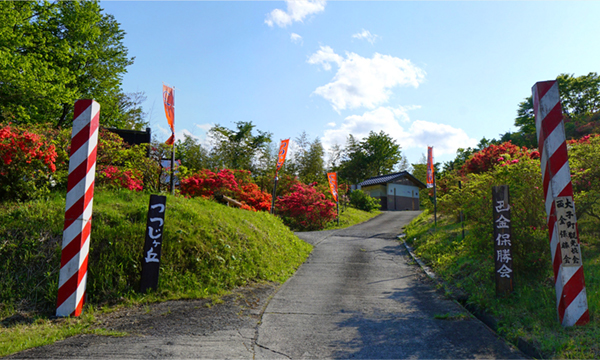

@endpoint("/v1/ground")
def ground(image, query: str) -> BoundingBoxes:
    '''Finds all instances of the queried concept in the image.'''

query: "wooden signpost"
[492,185,513,297]
[140,195,167,293]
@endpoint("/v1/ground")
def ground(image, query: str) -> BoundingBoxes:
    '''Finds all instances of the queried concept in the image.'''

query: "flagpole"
[170,86,175,195]
[433,173,437,227]
[170,143,175,195]
[272,139,290,215]
[337,198,340,226]
[271,173,278,215]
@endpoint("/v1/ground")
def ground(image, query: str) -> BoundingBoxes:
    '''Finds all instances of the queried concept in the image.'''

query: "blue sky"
[100,0,600,166]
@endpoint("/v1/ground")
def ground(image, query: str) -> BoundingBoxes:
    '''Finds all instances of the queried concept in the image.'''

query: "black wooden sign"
[140,195,167,293]
[492,185,513,297]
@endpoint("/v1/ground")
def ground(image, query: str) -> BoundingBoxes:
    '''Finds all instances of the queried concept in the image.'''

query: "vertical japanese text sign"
[492,186,513,296]
[533,80,589,326]
[56,99,100,317]
[140,195,167,293]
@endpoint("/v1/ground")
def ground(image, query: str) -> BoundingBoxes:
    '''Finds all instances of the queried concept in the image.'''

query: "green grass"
[0,188,313,356]
[322,206,381,231]
[404,209,600,359]
[0,312,126,357]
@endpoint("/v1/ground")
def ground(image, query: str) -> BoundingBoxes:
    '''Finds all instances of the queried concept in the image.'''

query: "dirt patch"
[93,282,278,336]
[7,282,279,359]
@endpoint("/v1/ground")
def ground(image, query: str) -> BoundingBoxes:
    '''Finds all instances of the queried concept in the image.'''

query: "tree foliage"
[504,72,600,147]
[337,131,403,184]
[208,121,272,172]
[0,1,143,129]
[296,135,325,185]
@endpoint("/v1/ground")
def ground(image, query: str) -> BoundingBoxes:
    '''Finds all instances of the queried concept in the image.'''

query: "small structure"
[357,171,425,211]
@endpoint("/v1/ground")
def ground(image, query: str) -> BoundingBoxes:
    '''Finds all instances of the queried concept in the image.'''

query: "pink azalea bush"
[0,124,58,201]
[97,165,143,192]
[180,169,272,212]
[275,182,337,231]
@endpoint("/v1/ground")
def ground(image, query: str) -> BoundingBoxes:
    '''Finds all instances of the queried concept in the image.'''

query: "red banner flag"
[426,146,434,189]
[327,172,338,202]
[163,84,175,145]
[276,139,290,172]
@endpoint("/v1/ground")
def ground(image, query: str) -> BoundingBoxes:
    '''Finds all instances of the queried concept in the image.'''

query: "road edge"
[399,234,543,360]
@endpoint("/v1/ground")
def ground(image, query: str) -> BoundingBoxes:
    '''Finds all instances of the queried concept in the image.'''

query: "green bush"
[349,189,381,212]
[439,155,549,277]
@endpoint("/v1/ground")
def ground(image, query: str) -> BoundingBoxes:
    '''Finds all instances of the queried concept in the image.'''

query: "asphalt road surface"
[10,211,525,359]
[254,211,523,359]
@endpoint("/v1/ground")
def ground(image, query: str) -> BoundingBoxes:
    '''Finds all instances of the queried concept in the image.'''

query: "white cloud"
[352,29,380,44]
[405,120,478,155]
[196,123,212,132]
[290,33,303,44]
[154,123,213,148]
[265,0,326,28]
[327,122,336,127]
[307,45,342,71]
[321,107,477,157]
[308,46,426,112]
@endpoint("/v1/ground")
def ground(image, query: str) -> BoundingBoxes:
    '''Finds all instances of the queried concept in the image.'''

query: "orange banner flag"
[426,146,434,189]
[163,84,175,145]
[276,139,290,172]
[327,172,338,202]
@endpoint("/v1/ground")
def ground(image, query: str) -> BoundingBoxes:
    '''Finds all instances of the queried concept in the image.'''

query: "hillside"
[0,189,312,319]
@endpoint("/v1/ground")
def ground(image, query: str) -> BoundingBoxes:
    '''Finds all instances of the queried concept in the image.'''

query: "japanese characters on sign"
[140,195,167,293]
[554,196,582,267]
[492,186,513,296]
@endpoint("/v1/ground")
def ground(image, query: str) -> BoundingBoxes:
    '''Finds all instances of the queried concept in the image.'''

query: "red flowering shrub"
[462,141,539,175]
[275,182,337,231]
[97,165,143,192]
[180,169,272,211]
[0,125,58,201]
[567,134,600,145]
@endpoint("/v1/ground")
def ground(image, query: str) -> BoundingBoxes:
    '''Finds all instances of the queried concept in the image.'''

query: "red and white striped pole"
[532,81,589,326]
[56,100,100,317]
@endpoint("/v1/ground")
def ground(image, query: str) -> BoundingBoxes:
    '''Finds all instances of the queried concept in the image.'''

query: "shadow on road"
[330,285,524,359]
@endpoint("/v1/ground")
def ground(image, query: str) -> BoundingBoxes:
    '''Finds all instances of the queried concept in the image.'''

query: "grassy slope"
[323,207,381,231]
[0,189,312,356]
[404,210,600,359]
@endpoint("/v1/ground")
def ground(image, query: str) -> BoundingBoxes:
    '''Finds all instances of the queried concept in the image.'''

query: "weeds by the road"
[0,312,126,357]
[404,210,600,359]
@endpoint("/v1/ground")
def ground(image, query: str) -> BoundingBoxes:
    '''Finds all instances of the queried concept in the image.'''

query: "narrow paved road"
[255,211,523,359]
[10,211,525,359]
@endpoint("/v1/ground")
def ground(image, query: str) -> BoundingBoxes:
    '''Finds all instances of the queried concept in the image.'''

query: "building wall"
[386,183,420,211]
[359,181,422,211]
[360,185,387,197]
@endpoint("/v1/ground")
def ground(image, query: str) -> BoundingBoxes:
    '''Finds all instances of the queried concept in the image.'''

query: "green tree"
[337,134,366,184]
[338,131,403,184]
[175,134,210,172]
[297,137,325,184]
[208,121,272,171]
[0,1,140,129]
[505,72,600,146]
